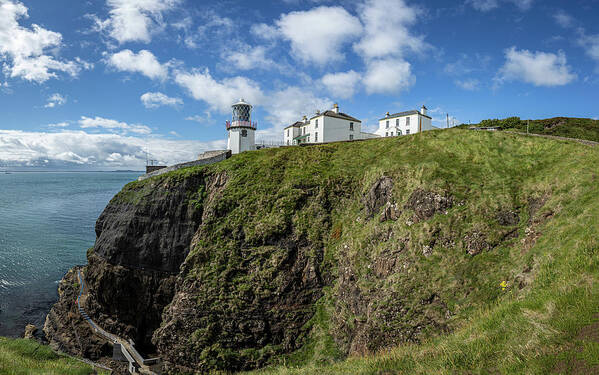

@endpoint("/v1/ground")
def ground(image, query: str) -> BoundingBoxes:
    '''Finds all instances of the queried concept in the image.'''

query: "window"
[349,122,354,131]
[349,134,354,141]
[287,140,289,145]
[390,132,394,136]
[315,119,319,128]
[287,129,289,137]
[308,136,310,142]
[396,119,399,126]
[241,129,248,137]
[386,120,389,128]
[385,132,388,137]
[303,127,306,135]
[406,117,410,126]
[406,129,410,134]
[315,132,318,142]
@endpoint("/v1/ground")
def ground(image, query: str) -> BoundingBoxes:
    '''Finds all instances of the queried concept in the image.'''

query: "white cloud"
[92,0,181,44]
[321,70,361,99]
[496,47,576,87]
[354,0,425,60]
[578,32,599,69]
[106,49,168,80]
[455,78,480,91]
[79,116,152,135]
[467,0,533,11]
[47,122,69,128]
[553,10,574,28]
[140,92,182,108]
[263,86,332,131]
[0,129,224,169]
[174,68,265,113]
[44,93,67,108]
[185,111,213,125]
[251,23,279,41]
[275,6,363,65]
[0,0,88,83]
[227,45,279,71]
[364,59,414,94]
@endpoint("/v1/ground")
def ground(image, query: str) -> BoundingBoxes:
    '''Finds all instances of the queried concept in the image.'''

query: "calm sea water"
[0,172,140,337]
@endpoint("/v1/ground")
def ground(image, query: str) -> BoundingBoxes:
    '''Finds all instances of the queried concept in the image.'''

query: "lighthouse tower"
[226,99,256,154]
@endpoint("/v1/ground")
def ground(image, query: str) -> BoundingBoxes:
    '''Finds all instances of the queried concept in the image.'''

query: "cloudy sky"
[0,0,598,169]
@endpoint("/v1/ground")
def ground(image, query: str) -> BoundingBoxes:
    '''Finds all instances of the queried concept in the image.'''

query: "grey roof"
[380,110,432,121]
[284,121,304,129]
[310,110,361,122]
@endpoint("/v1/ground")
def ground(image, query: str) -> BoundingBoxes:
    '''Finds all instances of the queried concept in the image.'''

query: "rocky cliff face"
[45,133,562,373]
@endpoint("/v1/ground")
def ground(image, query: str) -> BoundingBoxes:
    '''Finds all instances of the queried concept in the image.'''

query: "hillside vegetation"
[43,128,599,374]
[0,337,104,375]
[469,116,599,142]
[127,129,597,374]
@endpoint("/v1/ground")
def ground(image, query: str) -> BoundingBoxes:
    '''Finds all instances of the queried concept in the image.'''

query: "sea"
[0,171,140,337]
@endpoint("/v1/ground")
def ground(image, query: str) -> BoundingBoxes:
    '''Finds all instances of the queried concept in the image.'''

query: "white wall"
[284,126,302,145]
[228,127,255,154]
[377,113,433,137]
[321,116,361,142]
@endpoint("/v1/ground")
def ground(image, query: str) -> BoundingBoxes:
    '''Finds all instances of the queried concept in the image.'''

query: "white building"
[284,104,378,145]
[227,99,256,154]
[376,105,433,138]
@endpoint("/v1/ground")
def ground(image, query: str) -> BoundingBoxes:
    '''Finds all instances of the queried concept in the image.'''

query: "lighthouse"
[226,99,257,154]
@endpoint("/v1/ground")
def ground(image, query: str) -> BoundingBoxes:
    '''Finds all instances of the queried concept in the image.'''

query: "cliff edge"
[45,130,599,374]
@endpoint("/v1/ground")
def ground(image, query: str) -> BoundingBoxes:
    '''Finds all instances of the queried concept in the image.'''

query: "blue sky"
[0,0,598,169]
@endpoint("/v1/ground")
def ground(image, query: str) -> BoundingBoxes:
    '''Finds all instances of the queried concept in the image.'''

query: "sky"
[0,0,598,170]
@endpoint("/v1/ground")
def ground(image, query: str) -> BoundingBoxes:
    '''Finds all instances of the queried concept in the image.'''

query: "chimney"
[316,110,321,115]
[421,105,427,116]
[303,115,308,124]
[386,112,390,117]
[333,103,339,114]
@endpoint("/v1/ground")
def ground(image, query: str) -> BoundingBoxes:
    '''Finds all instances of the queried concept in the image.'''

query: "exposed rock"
[364,176,394,218]
[464,231,490,256]
[405,189,453,222]
[496,210,519,226]
[24,324,37,340]
[380,202,401,222]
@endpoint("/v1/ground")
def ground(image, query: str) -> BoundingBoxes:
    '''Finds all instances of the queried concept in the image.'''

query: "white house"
[284,104,379,145]
[376,106,433,138]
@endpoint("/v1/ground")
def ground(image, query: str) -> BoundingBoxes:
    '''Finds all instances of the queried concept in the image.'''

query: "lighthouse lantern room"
[226,99,257,154]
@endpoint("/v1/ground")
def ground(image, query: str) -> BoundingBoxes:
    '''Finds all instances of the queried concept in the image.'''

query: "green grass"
[0,337,106,375]
[465,116,599,142]
[129,129,599,373]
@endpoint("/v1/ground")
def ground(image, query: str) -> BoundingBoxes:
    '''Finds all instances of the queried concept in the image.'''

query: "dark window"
[385,132,388,137]
[390,132,394,136]
[386,120,389,128]
[287,129,289,137]
[287,140,289,145]
[349,122,354,131]
[406,117,411,126]
[315,132,318,142]
[406,129,410,134]
[349,134,354,141]
[241,129,248,137]
[396,119,399,126]
[315,119,319,128]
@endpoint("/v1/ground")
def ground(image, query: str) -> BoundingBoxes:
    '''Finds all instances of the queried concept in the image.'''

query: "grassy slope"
[470,117,599,142]
[134,129,599,374]
[0,337,104,375]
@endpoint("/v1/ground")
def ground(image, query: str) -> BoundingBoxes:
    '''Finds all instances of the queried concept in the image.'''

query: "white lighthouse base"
[227,127,256,154]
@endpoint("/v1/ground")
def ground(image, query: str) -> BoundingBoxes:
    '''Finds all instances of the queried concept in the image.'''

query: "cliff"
[45,129,599,374]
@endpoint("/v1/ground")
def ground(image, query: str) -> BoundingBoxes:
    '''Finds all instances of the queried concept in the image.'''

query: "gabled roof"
[284,121,305,129]
[311,110,361,122]
[380,110,432,121]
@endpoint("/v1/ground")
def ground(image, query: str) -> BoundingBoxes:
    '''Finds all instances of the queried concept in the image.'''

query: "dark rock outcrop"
[405,189,454,222]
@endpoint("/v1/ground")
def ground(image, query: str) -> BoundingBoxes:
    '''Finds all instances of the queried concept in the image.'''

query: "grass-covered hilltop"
[40,125,599,374]
[465,116,599,143]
